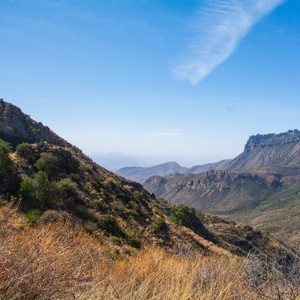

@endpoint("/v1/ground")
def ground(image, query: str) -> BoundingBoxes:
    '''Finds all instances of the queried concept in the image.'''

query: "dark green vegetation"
[0,139,12,177]
[144,130,300,246]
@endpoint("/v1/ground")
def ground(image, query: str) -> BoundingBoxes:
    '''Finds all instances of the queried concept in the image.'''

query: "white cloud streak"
[173,0,285,85]
[145,130,184,137]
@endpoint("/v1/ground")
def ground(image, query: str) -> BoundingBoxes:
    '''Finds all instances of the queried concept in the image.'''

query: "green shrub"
[83,221,98,233]
[0,139,12,177]
[151,217,165,233]
[124,230,141,248]
[133,190,143,201]
[95,199,108,212]
[20,171,54,209]
[20,176,35,201]
[15,143,30,159]
[35,153,58,177]
[54,178,77,207]
[170,205,190,227]
[111,236,121,245]
[26,209,42,226]
[99,215,116,228]
[33,171,53,208]
[70,173,80,183]
[75,206,96,221]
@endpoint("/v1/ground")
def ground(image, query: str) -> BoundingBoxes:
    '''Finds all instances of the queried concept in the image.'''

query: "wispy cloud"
[173,0,285,85]
[145,129,184,137]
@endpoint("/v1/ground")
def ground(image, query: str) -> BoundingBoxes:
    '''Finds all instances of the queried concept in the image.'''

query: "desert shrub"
[111,236,121,245]
[20,173,78,210]
[126,200,138,210]
[70,173,80,183]
[133,190,143,201]
[35,153,58,177]
[124,230,141,248]
[83,221,98,233]
[0,139,12,177]
[53,178,77,208]
[99,215,116,228]
[20,171,54,209]
[75,206,96,221]
[40,210,61,223]
[34,171,53,207]
[15,142,30,159]
[25,209,42,226]
[95,199,108,212]
[170,205,190,227]
[151,217,165,233]
[19,176,35,201]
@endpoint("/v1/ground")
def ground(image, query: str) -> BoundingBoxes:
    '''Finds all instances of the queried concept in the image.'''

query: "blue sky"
[1,0,300,169]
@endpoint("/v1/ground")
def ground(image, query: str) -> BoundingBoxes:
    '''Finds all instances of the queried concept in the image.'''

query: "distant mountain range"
[117,160,230,183]
[144,130,300,245]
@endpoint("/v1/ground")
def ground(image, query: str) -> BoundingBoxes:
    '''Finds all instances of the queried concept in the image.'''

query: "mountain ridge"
[117,159,230,183]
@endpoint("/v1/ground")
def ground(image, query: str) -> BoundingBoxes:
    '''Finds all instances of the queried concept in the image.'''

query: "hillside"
[117,159,230,183]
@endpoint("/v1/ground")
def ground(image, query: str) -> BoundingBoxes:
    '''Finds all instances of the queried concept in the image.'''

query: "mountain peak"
[0,99,68,148]
[245,130,300,152]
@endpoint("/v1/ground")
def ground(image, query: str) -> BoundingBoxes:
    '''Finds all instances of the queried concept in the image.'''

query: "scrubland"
[1,205,299,300]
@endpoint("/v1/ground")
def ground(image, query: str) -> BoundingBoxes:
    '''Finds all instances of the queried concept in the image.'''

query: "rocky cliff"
[0,99,68,147]
[223,130,300,172]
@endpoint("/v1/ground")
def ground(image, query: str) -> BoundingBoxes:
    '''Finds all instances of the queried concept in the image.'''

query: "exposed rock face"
[0,99,68,147]
[245,130,300,152]
[223,130,300,172]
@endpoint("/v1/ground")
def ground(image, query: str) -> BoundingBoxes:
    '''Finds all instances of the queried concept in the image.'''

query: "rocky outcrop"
[223,130,300,172]
[0,99,69,147]
[244,130,300,152]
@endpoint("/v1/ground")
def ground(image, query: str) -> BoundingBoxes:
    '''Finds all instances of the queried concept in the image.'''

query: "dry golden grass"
[0,205,298,300]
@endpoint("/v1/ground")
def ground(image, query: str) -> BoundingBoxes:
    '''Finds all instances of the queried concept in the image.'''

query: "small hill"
[117,159,230,183]
[189,159,231,174]
[117,161,188,183]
